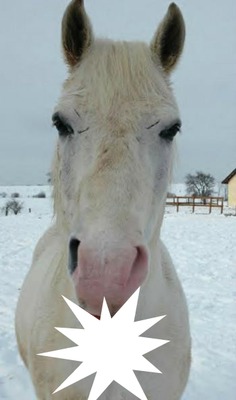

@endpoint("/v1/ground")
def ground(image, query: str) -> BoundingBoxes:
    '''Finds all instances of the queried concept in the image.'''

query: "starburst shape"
[38,288,169,400]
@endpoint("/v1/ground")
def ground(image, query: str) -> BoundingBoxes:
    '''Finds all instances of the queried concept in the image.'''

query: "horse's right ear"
[151,3,185,74]
[62,0,93,68]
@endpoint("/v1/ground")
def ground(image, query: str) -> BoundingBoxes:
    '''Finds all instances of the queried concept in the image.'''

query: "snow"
[0,186,235,400]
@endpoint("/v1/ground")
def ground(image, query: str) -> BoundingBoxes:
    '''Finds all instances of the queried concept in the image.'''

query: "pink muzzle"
[71,242,148,317]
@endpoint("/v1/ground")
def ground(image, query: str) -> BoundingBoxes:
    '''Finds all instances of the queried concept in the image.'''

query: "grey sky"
[0,0,235,185]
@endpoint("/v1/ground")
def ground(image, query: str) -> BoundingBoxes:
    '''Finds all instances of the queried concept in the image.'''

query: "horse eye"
[159,123,181,141]
[52,114,74,137]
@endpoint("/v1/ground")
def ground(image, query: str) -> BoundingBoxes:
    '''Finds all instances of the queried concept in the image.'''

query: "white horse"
[15,1,191,399]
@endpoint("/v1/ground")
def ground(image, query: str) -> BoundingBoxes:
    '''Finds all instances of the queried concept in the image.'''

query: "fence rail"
[166,196,224,214]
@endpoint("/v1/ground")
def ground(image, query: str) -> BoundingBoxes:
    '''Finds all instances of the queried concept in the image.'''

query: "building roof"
[222,168,236,184]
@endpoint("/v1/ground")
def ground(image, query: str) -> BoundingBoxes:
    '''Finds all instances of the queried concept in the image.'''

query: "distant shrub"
[33,191,46,198]
[0,192,7,198]
[2,200,24,216]
[167,192,176,198]
[11,192,20,198]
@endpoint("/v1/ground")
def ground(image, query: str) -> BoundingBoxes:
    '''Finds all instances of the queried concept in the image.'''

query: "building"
[222,168,236,207]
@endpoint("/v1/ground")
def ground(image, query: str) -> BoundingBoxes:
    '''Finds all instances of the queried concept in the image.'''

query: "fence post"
[221,198,224,214]
[192,197,195,213]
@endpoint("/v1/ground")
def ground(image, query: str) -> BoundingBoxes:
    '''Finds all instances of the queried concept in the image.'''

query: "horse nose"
[78,244,138,284]
[68,237,80,274]
[71,242,149,316]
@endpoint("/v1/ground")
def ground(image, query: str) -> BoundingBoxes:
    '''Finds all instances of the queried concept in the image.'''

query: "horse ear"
[62,0,93,68]
[151,3,185,74]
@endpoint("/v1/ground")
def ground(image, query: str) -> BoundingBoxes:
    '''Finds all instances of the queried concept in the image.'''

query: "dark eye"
[159,123,181,141]
[52,113,73,137]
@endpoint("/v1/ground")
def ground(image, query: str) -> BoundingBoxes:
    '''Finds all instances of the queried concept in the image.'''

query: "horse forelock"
[61,39,173,117]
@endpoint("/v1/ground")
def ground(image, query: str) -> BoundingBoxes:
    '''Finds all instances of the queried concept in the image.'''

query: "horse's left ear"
[151,3,185,74]
[62,0,93,68]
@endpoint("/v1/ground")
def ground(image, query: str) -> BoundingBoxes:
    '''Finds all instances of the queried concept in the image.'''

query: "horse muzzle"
[68,238,149,317]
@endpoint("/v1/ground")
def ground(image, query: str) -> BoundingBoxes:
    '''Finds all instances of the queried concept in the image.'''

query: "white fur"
[15,8,191,400]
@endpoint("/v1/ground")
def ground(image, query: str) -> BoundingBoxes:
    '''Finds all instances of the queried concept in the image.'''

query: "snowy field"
[0,186,235,400]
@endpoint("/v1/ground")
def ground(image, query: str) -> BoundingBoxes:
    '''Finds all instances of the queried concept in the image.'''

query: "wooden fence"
[166,196,224,214]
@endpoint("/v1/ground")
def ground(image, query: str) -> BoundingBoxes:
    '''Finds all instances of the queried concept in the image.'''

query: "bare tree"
[3,200,24,216]
[185,171,215,197]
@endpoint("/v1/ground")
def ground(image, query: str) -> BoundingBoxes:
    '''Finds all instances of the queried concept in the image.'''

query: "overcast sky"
[0,0,235,185]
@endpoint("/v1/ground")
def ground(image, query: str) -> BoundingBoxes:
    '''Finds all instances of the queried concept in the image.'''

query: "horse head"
[52,0,185,317]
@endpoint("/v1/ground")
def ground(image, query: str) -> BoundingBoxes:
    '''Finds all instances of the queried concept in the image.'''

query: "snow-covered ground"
[0,186,235,400]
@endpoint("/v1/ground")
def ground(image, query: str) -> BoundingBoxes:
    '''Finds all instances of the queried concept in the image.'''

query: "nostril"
[68,238,80,274]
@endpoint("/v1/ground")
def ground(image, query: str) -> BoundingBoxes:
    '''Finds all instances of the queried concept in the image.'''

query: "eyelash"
[78,127,89,134]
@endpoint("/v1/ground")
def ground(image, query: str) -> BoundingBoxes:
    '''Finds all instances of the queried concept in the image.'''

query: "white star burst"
[38,288,169,400]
